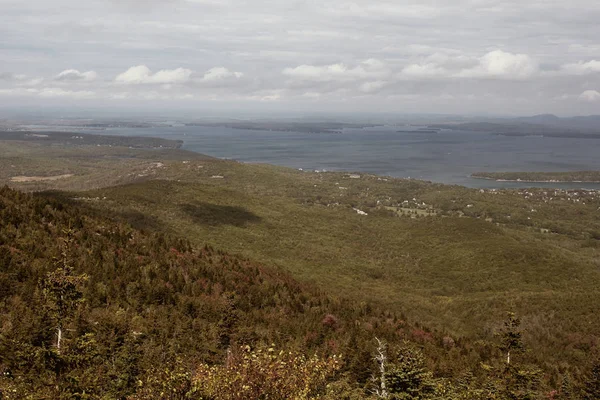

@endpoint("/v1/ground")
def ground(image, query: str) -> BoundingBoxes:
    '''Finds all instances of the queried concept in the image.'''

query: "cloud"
[359,81,387,93]
[152,68,194,84]
[392,50,539,81]
[283,64,347,82]
[196,67,246,89]
[560,60,600,75]
[456,50,538,79]
[114,65,243,86]
[0,88,38,96]
[283,59,389,82]
[17,77,44,87]
[245,89,284,102]
[110,92,130,99]
[396,50,538,81]
[404,44,463,57]
[38,88,96,98]
[55,69,98,82]
[0,73,43,86]
[201,67,243,82]
[332,3,442,20]
[301,91,321,99]
[115,65,193,84]
[2,0,600,114]
[401,63,448,79]
[579,90,600,102]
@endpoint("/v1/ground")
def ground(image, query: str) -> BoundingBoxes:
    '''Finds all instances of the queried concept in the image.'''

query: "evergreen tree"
[499,312,524,366]
[40,230,88,354]
[496,312,541,400]
[385,344,435,399]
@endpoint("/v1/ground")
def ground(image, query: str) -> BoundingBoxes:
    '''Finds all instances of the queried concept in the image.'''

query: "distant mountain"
[513,114,562,125]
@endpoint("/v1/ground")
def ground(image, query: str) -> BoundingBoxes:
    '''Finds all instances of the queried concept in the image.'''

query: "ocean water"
[99,125,600,190]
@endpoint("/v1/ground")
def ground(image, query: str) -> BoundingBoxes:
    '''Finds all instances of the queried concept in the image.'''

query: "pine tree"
[496,312,541,400]
[499,312,523,366]
[385,344,435,399]
[41,230,88,354]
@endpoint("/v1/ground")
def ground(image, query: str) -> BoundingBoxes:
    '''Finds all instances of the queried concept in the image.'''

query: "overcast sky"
[1,0,599,116]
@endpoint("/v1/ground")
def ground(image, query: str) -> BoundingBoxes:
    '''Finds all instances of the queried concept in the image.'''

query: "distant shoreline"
[471,176,600,184]
[471,173,600,184]
[397,129,441,134]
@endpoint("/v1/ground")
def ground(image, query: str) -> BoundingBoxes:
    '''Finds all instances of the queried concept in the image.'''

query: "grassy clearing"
[10,173,74,182]
[0,140,210,191]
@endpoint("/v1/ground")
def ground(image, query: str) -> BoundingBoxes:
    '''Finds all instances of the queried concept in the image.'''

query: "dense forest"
[1,185,600,399]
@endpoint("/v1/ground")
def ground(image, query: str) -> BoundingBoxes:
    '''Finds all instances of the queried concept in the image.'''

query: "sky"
[1,0,600,116]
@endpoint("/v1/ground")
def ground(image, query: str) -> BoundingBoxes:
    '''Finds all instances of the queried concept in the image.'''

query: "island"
[0,130,183,149]
[397,128,441,134]
[185,121,379,134]
[429,122,600,139]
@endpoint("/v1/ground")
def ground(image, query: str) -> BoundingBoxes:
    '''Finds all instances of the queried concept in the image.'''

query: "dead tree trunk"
[372,337,389,398]
[56,325,62,354]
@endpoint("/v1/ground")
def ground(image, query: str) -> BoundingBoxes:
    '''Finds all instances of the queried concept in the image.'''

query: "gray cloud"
[1,0,600,115]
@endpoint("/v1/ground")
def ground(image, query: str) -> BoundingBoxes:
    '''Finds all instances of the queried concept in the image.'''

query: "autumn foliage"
[0,185,598,398]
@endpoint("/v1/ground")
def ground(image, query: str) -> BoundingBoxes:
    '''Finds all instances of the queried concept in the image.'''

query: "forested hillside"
[2,185,597,398]
[3,136,600,398]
